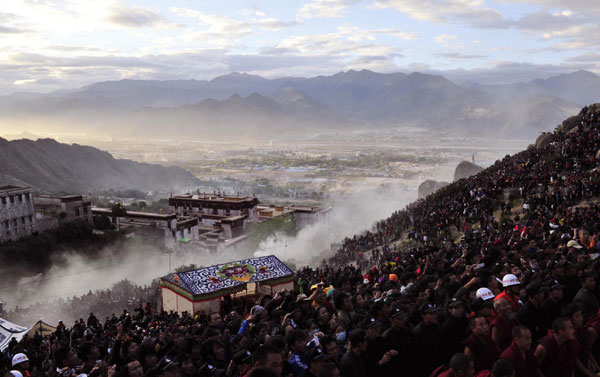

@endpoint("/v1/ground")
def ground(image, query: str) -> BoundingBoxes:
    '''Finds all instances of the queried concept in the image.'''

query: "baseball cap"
[549,279,565,290]
[199,363,225,377]
[419,302,438,314]
[158,357,178,372]
[250,305,264,316]
[305,347,329,364]
[502,274,520,287]
[366,317,384,329]
[349,329,367,345]
[525,282,546,296]
[476,287,495,301]
[448,298,465,308]
[11,354,29,367]
[567,240,583,249]
[232,350,253,365]
[10,372,23,377]
[390,307,408,318]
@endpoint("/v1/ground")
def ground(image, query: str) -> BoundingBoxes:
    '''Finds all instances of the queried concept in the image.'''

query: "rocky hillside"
[0,138,200,193]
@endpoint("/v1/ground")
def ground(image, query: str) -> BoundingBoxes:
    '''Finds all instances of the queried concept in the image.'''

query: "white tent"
[0,318,33,352]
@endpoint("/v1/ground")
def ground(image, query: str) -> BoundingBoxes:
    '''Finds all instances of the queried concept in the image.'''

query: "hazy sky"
[1,0,599,93]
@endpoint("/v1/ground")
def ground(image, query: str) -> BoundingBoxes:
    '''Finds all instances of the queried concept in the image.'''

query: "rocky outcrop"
[535,132,553,149]
[454,161,484,181]
[557,104,600,134]
[418,180,450,199]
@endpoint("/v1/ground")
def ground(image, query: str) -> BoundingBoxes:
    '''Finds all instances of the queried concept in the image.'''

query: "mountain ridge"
[0,69,596,139]
[0,137,200,193]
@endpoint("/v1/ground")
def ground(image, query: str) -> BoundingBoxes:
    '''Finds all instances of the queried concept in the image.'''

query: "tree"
[94,214,112,230]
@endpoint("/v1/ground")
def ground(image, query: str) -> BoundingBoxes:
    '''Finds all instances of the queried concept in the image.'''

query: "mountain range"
[1,70,599,139]
[0,137,200,193]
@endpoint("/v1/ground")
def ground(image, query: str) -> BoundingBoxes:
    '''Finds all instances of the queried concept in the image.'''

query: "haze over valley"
[2,69,599,140]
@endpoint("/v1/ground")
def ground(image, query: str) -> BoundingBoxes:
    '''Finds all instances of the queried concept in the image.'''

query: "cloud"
[566,53,600,63]
[498,0,600,16]
[107,4,174,28]
[262,26,409,61]
[337,25,417,41]
[434,33,464,49]
[373,0,600,50]
[297,0,362,19]
[170,7,254,45]
[13,77,61,86]
[374,0,508,28]
[0,25,29,34]
[514,11,582,33]
[436,52,487,60]
[434,34,459,43]
[256,18,299,31]
[270,32,399,58]
[0,12,19,22]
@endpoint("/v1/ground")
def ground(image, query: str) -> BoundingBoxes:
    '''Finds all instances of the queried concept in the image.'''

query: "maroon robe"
[538,333,580,377]
[499,340,537,377]
[463,333,499,372]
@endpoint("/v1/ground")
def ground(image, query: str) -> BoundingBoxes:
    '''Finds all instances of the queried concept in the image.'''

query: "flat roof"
[35,194,84,203]
[221,215,246,223]
[92,207,176,220]
[170,195,259,204]
[0,185,30,194]
[160,255,294,297]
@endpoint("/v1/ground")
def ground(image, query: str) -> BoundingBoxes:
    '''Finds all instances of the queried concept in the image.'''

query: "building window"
[21,217,26,225]
[83,207,88,215]
[28,215,33,223]
[3,220,8,229]
[1,197,5,205]
[75,208,80,216]
[9,196,14,204]
[18,195,23,202]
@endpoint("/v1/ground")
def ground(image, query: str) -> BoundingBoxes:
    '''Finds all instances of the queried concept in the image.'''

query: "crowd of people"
[3,104,600,377]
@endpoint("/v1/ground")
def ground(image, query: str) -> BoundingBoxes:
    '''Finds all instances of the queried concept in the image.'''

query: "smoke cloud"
[254,182,415,265]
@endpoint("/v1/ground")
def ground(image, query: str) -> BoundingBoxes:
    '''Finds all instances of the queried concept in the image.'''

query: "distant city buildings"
[0,186,329,251]
[0,186,35,243]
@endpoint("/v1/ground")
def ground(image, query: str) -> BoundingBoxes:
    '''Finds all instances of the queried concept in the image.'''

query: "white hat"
[12,353,29,367]
[476,287,495,301]
[567,240,583,249]
[10,371,23,377]
[502,274,520,287]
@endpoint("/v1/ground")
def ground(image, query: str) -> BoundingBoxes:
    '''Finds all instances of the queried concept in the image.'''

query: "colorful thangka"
[161,255,293,297]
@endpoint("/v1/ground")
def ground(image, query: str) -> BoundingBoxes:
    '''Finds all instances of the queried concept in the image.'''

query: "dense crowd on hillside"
[3,104,600,377]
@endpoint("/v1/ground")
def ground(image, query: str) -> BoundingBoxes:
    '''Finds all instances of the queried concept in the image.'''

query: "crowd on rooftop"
[3,105,600,377]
